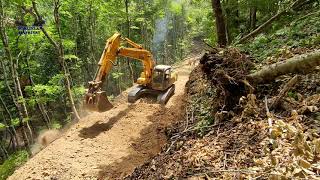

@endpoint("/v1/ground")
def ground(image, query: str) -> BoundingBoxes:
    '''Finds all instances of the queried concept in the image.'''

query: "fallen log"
[248,50,320,84]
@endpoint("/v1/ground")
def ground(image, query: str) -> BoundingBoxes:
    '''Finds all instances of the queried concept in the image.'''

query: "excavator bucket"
[84,90,113,112]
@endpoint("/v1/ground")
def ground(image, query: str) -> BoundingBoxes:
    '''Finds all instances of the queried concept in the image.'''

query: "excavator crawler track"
[157,84,175,104]
[128,85,175,104]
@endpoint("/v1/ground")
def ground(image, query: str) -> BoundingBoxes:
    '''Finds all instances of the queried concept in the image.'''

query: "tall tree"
[0,0,33,148]
[250,6,257,30]
[125,0,135,84]
[211,0,227,47]
[32,0,80,121]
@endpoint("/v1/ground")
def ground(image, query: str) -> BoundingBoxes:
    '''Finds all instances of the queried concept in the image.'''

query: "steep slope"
[8,61,195,180]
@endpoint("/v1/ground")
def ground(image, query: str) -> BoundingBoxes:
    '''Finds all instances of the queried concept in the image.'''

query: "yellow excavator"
[84,33,177,112]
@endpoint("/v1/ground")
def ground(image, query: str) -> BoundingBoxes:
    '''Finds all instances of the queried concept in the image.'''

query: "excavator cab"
[152,65,176,91]
[127,65,177,104]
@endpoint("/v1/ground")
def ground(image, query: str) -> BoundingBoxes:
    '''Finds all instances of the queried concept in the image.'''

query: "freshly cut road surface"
[9,62,192,180]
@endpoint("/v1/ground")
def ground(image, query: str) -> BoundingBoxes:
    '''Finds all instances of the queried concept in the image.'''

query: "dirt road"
[9,62,193,180]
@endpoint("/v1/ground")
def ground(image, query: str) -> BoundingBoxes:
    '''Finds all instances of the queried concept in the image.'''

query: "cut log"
[248,50,320,83]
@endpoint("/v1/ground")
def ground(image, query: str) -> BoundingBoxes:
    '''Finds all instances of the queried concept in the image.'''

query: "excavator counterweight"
[84,33,177,112]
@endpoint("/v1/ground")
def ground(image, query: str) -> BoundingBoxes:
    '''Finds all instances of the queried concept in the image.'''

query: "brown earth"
[8,60,197,180]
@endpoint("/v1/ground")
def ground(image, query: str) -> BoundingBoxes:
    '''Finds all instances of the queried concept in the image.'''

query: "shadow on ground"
[96,94,186,179]
[79,104,136,139]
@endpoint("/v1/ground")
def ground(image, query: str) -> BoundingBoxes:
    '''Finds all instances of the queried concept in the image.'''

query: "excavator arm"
[118,48,154,85]
[93,33,154,88]
[84,33,155,112]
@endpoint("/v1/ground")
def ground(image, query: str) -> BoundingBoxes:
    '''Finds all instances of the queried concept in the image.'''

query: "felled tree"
[248,50,320,83]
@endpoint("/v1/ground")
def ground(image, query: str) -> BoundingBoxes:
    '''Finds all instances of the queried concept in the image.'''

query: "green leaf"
[111,72,124,79]
[11,118,20,127]
[17,96,25,104]
[130,26,140,30]
[63,39,75,50]
[22,118,30,123]
[64,54,79,60]
[135,17,145,22]
[0,123,6,131]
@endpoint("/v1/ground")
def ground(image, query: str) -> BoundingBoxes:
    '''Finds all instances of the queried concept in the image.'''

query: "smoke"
[152,0,184,62]
[153,16,169,46]
[152,12,170,61]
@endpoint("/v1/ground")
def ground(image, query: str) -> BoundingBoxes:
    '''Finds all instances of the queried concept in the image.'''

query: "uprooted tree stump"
[199,48,254,112]
[198,49,320,116]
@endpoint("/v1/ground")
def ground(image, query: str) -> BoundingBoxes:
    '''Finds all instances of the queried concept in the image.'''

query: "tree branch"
[31,0,59,51]
[237,0,311,44]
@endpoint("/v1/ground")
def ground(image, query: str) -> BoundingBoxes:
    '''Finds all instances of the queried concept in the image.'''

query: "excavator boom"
[84,33,156,112]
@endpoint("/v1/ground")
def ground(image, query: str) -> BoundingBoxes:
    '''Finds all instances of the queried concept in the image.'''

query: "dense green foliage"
[238,9,320,61]
[0,0,319,178]
[0,150,28,180]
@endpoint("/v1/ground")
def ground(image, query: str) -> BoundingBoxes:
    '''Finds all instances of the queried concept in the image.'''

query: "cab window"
[153,70,163,83]
[164,69,170,79]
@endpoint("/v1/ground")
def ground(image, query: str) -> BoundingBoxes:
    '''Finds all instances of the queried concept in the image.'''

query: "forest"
[0,0,320,179]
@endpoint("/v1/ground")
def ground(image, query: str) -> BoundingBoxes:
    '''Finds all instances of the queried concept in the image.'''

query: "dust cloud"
[31,129,61,155]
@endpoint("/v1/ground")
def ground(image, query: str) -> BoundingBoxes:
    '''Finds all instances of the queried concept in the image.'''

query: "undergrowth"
[237,9,320,61]
[188,89,215,136]
[0,150,29,180]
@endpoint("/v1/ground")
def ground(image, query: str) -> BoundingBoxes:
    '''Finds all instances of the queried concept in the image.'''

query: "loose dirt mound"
[9,62,193,180]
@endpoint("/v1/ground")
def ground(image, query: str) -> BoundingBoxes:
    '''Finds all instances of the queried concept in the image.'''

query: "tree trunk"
[14,55,34,144]
[248,50,320,83]
[53,0,80,121]
[250,6,257,30]
[211,0,227,47]
[125,0,135,85]
[32,0,80,121]
[0,0,32,148]
[89,0,97,80]
[224,4,231,44]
